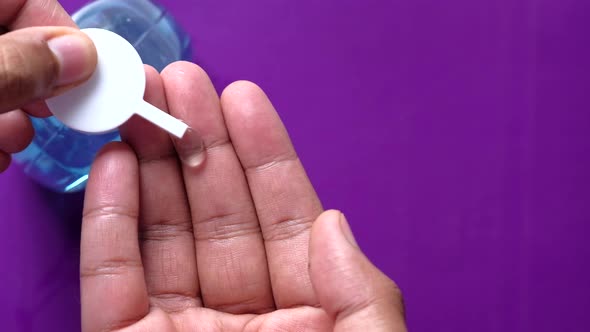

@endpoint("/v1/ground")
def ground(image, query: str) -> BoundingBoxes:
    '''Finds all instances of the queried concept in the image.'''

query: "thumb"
[309,210,407,332]
[0,27,97,113]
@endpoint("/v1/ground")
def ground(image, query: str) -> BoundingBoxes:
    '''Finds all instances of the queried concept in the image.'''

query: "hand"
[0,0,97,172]
[80,62,407,331]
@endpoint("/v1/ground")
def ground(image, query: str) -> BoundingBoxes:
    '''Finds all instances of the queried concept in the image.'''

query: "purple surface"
[1,0,590,330]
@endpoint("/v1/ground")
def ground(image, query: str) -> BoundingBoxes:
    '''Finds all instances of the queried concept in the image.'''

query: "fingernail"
[48,33,96,86]
[173,127,206,168]
[339,212,358,248]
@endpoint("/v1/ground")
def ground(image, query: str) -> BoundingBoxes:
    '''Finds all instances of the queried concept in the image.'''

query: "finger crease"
[80,258,143,279]
[83,206,139,221]
[150,292,202,313]
[194,209,262,242]
[140,222,193,243]
[205,138,231,150]
[99,313,147,332]
[210,296,275,315]
[244,153,299,174]
[262,216,313,242]
[137,149,178,166]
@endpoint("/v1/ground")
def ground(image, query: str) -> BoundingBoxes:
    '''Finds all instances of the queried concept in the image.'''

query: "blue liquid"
[13,0,192,193]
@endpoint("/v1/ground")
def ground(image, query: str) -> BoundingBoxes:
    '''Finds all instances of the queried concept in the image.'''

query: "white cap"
[46,28,188,138]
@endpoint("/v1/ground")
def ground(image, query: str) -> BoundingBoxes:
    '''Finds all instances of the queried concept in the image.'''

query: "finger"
[1,0,75,29]
[80,143,149,332]
[22,100,52,118]
[0,151,10,173]
[119,65,201,312]
[220,81,323,308]
[2,0,79,117]
[0,27,97,113]
[162,62,274,314]
[0,109,33,153]
[310,211,407,332]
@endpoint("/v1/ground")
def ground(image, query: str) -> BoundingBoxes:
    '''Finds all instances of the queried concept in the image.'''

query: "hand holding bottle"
[0,0,97,172]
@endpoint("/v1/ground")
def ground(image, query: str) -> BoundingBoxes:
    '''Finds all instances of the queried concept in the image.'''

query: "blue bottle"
[13,0,192,193]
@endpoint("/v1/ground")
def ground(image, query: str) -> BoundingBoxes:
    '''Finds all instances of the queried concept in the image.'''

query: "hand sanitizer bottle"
[13,0,191,193]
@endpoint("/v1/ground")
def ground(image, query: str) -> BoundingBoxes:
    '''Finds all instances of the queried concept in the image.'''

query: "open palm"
[80,62,406,332]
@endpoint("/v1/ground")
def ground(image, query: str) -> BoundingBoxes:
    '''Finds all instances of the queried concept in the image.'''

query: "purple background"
[1,0,590,330]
